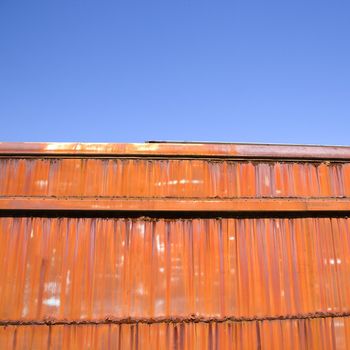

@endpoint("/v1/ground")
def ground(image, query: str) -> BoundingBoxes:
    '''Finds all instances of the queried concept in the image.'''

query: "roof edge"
[1,142,350,160]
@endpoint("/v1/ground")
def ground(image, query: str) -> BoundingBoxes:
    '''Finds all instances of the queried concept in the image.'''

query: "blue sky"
[0,0,349,144]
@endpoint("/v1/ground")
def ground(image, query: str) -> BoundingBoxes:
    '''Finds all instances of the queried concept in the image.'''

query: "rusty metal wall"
[1,142,350,349]
[1,158,350,198]
[2,217,350,321]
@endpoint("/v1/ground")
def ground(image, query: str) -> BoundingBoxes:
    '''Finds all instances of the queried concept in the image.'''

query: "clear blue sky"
[1,1,349,144]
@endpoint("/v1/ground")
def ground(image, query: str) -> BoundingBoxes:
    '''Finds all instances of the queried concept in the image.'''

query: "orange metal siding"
[1,158,350,198]
[1,142,350,349]
[1,217,350,322]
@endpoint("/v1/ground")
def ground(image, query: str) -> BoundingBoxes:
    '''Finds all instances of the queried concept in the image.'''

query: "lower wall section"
[2,217,350,320]
[1,317,349,350]
[2,216,350,348]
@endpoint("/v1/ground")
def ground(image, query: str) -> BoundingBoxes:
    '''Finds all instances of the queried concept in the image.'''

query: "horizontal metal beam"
[0,197,349,212]
[0,142,350,159]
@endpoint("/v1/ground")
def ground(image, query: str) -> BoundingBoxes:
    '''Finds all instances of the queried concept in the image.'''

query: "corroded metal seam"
[2,312,350,326]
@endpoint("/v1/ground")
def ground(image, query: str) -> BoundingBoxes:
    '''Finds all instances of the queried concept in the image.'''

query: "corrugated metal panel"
[1,158,350,198]
[0,142,350,349]
[1,217,350,321]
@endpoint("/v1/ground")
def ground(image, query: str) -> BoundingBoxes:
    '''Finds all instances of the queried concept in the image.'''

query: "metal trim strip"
[0,197,349,212]
[1,142,350,159]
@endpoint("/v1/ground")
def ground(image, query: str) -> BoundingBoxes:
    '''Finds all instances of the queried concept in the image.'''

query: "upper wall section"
[1,142,350,199]
[1,157,350,198]
[1,142,350,212]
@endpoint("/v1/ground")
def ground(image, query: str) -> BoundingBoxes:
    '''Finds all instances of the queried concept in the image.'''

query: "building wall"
[0,143,349,349]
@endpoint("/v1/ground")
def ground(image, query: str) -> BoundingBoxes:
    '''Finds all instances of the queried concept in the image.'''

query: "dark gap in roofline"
[0,209,349,220]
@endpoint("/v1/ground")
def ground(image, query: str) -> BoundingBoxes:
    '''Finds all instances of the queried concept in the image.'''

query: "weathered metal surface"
[1,158,350,199]
[0,142,350,349]
[1,142,350,159]
[1,217,350,321]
